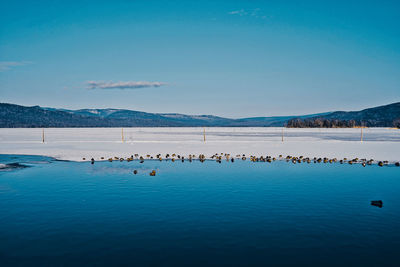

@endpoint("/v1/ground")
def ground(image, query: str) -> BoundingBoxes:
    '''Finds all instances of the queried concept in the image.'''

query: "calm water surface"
[0,155,399,266]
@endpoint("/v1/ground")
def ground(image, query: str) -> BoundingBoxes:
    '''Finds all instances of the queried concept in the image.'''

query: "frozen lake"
[0,127,399,162]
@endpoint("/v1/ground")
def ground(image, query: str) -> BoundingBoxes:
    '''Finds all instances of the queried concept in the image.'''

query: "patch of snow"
[160,114,188,119]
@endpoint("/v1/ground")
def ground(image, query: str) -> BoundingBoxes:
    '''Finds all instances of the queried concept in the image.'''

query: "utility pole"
[121,128,124,143]
[42,128,45,143]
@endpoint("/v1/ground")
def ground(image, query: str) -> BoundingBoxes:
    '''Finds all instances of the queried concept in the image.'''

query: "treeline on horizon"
[286,118,400,128]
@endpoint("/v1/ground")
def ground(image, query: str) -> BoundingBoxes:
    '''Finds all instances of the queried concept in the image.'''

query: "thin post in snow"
[121,128,124,143]
[360,123,363,142]
[42,128,45,143]
[281,127,284,142]
[203,127,206,142]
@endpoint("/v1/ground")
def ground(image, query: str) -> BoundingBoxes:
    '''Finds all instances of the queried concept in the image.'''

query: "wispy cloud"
[0,61,32,72]
[228,9,248,16]
[86,81,168,90]
[228,8,266,19]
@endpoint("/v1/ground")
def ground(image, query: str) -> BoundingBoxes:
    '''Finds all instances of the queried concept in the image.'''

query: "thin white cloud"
[86,81,168,90]
[228,8,266,19]
[0,61,32,72]
[228,9,247,16]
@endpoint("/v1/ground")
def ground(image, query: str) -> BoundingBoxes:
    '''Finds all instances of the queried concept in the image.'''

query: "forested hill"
[287,102,400,128]
[0,103,326,127]
[1,102,399,128]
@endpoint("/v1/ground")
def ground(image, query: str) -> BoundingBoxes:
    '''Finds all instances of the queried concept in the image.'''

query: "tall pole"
[360,125,363,142]
[281,127,284,142]
[203,127,206,142]
[42,128,45,143]
[122,128,124,143]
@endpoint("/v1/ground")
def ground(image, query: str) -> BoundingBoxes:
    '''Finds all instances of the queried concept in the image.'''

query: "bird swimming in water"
[371,200,383,208]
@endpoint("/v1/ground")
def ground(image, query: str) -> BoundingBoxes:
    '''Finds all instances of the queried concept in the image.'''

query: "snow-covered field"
[0,127,399,162]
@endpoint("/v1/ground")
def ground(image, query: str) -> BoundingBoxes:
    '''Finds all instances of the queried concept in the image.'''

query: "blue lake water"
[1,155,399,266]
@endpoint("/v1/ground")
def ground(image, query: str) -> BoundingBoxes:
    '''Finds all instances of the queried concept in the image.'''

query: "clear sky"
[1,0,399,118]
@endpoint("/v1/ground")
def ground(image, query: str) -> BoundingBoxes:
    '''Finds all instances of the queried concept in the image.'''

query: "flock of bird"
[82,153,400,176]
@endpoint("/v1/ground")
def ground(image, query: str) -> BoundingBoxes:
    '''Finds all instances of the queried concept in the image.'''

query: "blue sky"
[1,0,399,117]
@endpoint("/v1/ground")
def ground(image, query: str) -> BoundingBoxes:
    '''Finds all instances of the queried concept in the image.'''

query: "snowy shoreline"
[0,127,399,163]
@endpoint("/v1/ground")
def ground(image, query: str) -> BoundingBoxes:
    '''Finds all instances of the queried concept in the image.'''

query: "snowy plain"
[0,127,399,162]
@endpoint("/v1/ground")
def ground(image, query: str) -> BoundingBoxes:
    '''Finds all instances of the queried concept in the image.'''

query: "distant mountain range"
[0,102,399,128]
